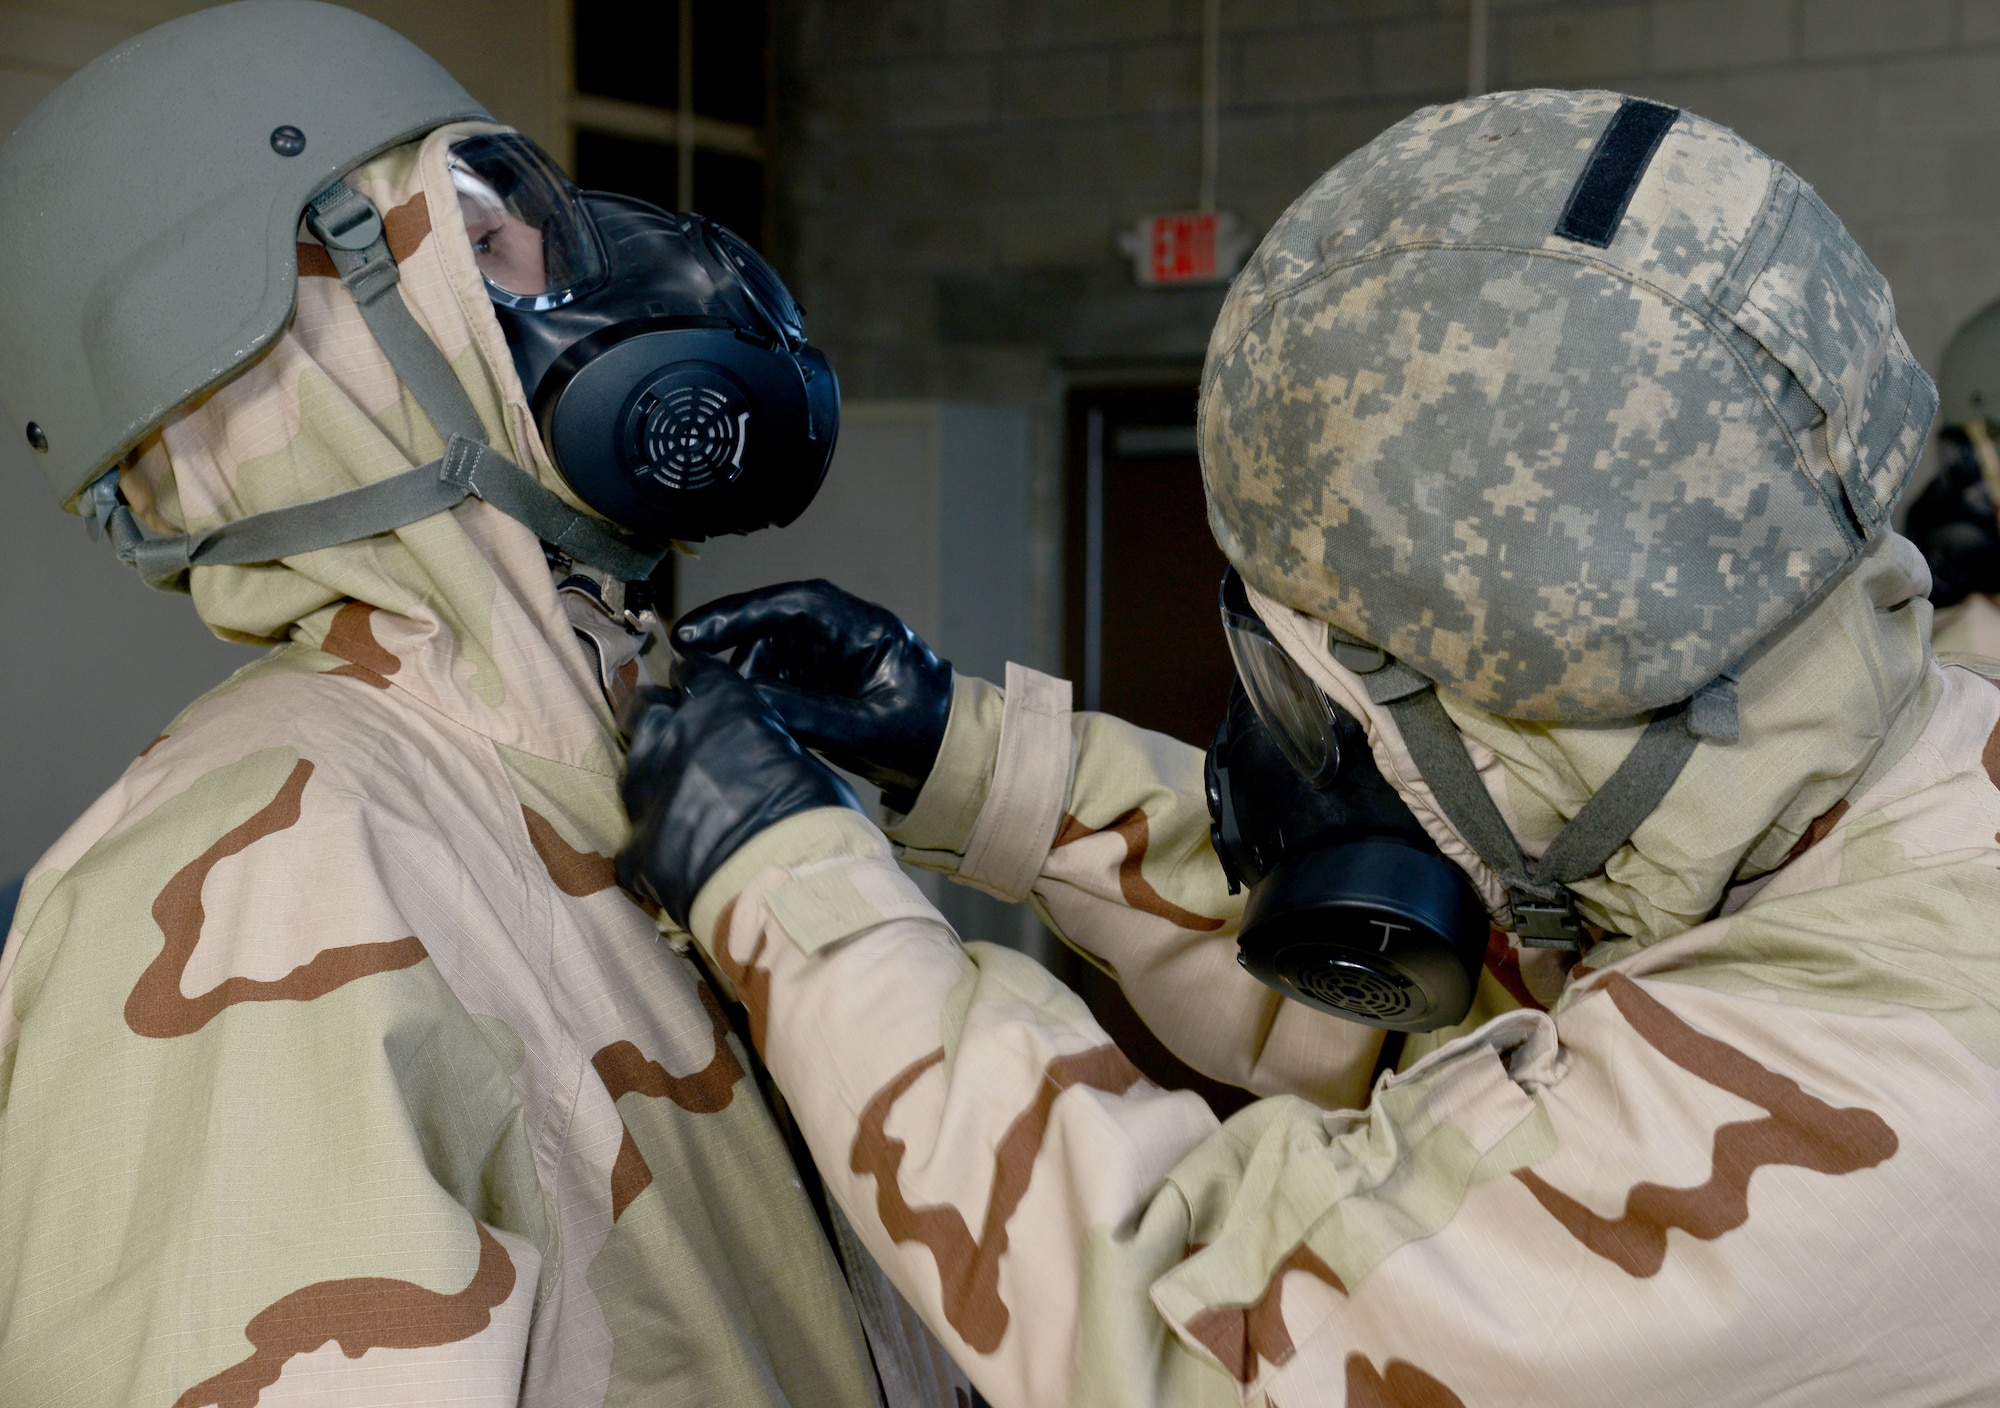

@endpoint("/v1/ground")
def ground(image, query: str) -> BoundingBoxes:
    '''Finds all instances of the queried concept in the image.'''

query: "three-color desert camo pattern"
[1201,90,1937,722]
[0,127,964,1408]
[671,96,1998,1393]
[6,89,1998,1408]
[685,579,2000,1403]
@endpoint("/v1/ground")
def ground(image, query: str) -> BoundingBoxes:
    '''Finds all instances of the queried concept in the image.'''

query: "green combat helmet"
[0,0,668,587]
[1907,298,2000,608]
[1937,297,2000,435]
[0,0,487,516]
[1201,90,1936,944]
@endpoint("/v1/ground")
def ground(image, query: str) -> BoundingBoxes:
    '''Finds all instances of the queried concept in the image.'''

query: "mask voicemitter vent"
[631,370,751,493]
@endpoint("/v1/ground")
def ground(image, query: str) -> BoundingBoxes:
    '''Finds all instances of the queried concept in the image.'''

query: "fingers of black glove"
[614,811,668,910]
[734,634,827,688]
[618,680,678,730]
[618,657,744,823]
[751,680,903,790]
[618,684,684,795]
[618,648,862,927]
[671,579,869,658]
[678,584,953,794]
[751,678,868,747]
[669,644,764,700]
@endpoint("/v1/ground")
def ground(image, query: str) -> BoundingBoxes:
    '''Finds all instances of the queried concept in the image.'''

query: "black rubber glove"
[672,579,953,811]
[617,649,861,928]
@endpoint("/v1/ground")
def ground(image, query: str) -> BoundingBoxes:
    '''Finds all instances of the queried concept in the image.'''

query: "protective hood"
[120,124,624,768]
[1249,531,1937,948]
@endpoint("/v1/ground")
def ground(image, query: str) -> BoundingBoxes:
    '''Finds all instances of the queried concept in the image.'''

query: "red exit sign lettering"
[1121,211,1252,287]
[1150,212,1217,282]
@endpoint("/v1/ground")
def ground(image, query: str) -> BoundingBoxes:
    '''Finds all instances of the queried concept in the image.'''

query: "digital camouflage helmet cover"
[1202,89,1937,725]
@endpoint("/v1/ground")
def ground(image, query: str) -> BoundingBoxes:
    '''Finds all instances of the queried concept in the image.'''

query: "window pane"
[574,0,677,110]
[573,130,676,212]
[693,148,765,248]
[571,132,766,250]
[693,1,768,125]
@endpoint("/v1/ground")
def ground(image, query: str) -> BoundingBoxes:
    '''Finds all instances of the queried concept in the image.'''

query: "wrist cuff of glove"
[885,672,1002,853]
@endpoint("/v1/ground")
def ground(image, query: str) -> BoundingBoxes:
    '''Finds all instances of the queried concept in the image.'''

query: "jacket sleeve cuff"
[689,806,892,949]
[891,664,1074,903]
[883,671,1004,855]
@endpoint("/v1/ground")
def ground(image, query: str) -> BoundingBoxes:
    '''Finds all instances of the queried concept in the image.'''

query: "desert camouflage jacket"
[678,536,2000,1406]
[0,126,963,1408]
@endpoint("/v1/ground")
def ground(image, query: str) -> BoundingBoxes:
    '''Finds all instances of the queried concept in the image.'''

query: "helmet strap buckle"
[1511,890,1585,950]
[305,180,385,252]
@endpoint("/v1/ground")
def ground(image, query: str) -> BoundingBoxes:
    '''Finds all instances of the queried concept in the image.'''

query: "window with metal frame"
[565,0,769,247]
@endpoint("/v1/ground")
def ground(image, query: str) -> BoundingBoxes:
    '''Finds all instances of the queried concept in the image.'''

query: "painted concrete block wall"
[776,0,2000,396]
[776,0,2000,516]
[0,1,562,151]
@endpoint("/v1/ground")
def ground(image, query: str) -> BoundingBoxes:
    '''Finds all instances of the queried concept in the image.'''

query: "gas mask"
[1206,567,1490,1032]
[449,134,838,546]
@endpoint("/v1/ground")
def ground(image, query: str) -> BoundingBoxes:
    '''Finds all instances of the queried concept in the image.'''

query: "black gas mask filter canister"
[1206,567,1491,1032]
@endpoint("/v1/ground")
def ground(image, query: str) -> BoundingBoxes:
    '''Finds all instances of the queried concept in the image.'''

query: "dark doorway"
[1064,385,1234,747]
[1059,384,1252,1117]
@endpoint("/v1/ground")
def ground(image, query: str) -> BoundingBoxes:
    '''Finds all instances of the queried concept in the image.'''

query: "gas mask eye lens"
[1219,567,1342,787]
[447,132,607,310]
[701,220,806,350]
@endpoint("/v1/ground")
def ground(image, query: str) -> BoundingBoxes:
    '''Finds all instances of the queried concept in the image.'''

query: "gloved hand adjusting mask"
[92,132,836,590]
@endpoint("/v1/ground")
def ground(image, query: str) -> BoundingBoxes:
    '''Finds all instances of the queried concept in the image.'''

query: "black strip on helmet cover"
[1554,98,1681,248]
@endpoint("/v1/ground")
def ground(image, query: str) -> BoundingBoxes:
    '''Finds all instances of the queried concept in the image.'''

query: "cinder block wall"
[782,0,2000,385]
[0,1,563,145]
[777,0,2000,568]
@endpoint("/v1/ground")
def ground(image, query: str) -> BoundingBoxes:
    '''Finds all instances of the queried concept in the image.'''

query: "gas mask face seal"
[448,133,839,549]
[1208,567,1491,1032]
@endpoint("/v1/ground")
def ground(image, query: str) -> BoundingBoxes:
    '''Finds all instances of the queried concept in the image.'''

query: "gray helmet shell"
[0,0,489,507]
[1938,298,2000,432]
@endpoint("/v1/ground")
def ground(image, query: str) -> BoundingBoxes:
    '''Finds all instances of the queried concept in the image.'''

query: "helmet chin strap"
[95,180,671,593]
[1331,629,1739,950]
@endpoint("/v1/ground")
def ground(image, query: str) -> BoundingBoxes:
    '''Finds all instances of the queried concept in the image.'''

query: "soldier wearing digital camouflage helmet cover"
[616,91,2000,1403]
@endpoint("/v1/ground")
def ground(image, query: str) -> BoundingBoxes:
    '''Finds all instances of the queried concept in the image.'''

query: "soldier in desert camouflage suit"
[0,7,966,1406]
[619,91,2000,1405]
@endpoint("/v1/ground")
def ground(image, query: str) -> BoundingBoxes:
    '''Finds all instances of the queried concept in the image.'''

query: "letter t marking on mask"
[1370,920,1410,952]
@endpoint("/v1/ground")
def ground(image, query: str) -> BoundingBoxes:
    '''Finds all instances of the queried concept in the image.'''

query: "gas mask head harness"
[86,131,836,591]
[1206,565,1736,1032]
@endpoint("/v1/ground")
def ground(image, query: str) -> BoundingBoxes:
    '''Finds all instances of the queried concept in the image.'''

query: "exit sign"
[1121,210,1252,287]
